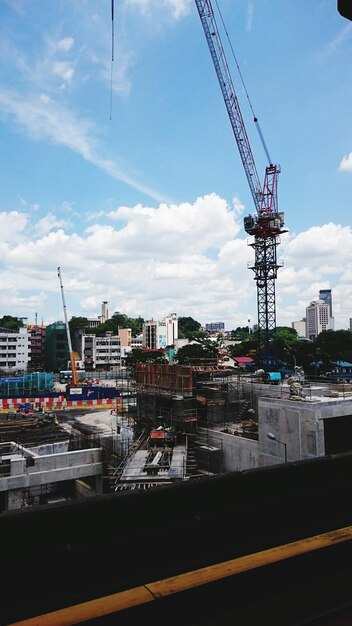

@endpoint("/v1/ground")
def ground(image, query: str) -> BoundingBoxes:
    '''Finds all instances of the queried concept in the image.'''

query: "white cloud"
[339,152,352,171]
[0,196,350,330]
[57,37,74,52]
[284,223,352,266]
[52,61,74,82]
[0,88,169,203]
[35,213,71,236]
[0,211,27,241]
[126,0,191,20]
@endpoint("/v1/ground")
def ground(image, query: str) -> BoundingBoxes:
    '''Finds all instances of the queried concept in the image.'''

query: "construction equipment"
[57,267,79,386]
[195,0,287,366]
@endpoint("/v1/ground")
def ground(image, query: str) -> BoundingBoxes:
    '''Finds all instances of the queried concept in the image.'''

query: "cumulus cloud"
[35,213,71,236]
[276,223,352,327]
[0,195,351,329]
[0,211,27,241]
[0,194,255,326]
[284,223,352,266]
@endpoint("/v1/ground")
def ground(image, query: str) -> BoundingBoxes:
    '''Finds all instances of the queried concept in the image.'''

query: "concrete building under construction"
[135,363,249,432]
[133,362,352,477]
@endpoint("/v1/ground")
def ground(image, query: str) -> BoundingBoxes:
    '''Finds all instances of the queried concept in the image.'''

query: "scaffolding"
[0,372,54,397]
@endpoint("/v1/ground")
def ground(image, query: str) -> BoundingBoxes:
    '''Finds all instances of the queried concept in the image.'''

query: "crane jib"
[195,0,263,213]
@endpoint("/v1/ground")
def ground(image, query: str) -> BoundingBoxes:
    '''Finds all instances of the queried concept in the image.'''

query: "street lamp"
[267,432,287,463]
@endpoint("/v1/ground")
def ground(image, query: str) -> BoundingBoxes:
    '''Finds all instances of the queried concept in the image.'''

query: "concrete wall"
[0,448,102,492]
[257,396,352,466]
[199,427,259,472]
[203,391,352,472]
[31,441,70,456]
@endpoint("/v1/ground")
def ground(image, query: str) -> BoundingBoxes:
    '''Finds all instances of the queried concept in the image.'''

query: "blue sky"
[0,0,351,331]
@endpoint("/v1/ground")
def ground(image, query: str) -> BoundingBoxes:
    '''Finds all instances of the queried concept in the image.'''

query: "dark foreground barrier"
[2,453,352,625]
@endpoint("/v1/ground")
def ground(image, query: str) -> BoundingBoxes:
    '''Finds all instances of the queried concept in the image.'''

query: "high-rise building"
[319,289,332,317]
[205,322,225,333]
[143,314,178,349]
[319,289,334,330]
[306,300,332,341]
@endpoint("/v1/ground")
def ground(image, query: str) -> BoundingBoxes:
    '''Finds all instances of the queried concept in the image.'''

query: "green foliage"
[0,315,24,331]
[124,348,167,374]
[275,330,352,374]
[227,338,259,360]
[315,329,352,364]
[110,312,144,337]
[78,312,145,337]
[229,326,250,341]
[69,316,89,332]
[175,339,218,365]
[178,316,202,338]
[275,326,299,344]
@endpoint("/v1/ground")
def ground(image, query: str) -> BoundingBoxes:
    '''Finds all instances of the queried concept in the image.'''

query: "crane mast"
[57,267,79,386]
[195,0,287,365]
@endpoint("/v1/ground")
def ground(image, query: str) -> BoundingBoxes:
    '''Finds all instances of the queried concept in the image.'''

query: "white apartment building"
[143,314,178,349]
[305,300,332,341]
[0,327,31,372]
[81,333,121,369]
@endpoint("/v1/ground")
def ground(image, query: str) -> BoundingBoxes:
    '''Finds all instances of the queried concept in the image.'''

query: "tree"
[178,316,202,338]
[229,326,250,341]
[275,327,299,344]
[227,337,259,360]
[69,316,89,333]
[0,315,24,331]
[315,330,352,365]
[175,339,218,365]
[89,312,145,337]
[124,348,167,375]
[272,326,299,368]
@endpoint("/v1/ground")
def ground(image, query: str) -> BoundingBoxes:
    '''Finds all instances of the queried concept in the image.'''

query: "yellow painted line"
[9,525,352,626]
[8,587,155,626]
[147,525,352,598]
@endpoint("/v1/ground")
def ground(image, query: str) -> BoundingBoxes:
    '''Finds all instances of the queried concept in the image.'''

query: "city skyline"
[0,1,351,330]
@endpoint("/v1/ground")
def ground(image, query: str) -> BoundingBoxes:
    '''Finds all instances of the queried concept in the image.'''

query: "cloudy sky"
[0,0,351,330]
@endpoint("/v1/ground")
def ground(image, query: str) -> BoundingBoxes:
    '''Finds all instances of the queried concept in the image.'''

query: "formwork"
[135,364,251,431]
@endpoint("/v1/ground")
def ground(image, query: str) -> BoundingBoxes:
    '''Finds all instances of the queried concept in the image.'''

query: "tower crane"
[195,0,287,365]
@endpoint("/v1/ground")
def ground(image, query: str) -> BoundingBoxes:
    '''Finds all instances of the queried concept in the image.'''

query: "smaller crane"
[57,267,79,386]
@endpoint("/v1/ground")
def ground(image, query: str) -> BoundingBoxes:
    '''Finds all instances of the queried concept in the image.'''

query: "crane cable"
[110,0,115,120]
[214,0,272,166]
